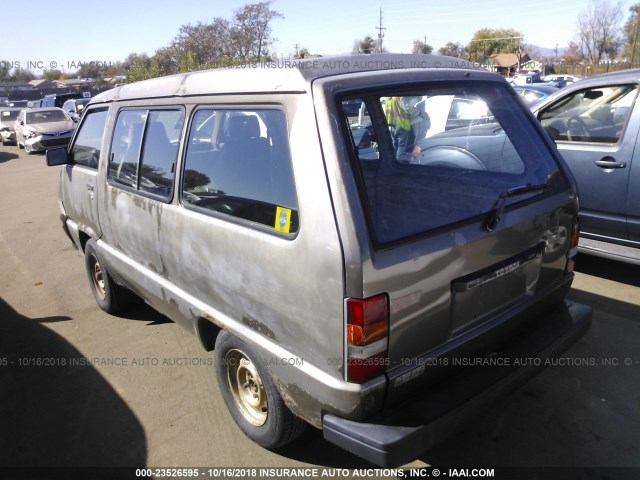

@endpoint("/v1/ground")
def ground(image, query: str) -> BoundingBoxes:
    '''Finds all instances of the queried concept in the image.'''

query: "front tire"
[215,331,306,449]
[84,238,125,314]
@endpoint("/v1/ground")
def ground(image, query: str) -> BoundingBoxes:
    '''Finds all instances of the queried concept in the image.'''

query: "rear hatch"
[335,78,578,398]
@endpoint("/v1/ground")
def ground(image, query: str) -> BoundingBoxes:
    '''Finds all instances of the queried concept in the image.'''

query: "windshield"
[26,110,70,124]
[1,110,20,121]
[340,83,565,245]
[76,99,90,112]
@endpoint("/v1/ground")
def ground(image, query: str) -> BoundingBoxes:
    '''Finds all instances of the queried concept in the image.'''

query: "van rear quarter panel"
[95,94,354,423]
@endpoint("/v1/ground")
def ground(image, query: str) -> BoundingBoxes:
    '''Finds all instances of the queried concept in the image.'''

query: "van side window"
[109,109,184,199]
[139,111,183,197]
[70,107,108,168]
[182,108,299,234]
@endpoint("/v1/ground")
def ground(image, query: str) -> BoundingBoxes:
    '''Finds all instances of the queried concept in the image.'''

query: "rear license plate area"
[451,243,545,334]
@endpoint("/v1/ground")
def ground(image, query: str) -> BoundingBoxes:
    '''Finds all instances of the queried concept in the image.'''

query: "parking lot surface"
[0,145,638,476]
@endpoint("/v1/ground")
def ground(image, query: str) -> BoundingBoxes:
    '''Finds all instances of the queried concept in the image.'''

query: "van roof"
[93,54,481,102]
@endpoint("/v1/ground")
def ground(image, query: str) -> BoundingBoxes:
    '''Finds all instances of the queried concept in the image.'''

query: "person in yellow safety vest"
[385,97,415,161]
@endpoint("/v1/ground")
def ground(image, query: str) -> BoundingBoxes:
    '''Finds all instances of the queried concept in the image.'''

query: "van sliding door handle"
[86,183,94,192]
[595,157,626,169]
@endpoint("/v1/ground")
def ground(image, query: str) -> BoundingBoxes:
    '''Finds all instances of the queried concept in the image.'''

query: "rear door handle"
[86,183,94,192]
[595,157,626,169]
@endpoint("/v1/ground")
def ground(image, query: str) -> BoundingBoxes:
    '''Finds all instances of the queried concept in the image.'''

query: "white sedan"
[15,108,75,153]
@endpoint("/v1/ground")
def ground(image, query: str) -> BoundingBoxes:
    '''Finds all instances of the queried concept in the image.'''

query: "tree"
[42,69,63,81]
[438,42,466,58]
[353,36,377,54]
[577,0,623,64]
[0,62,11,80]
[467,28,523,62]
[123,53,151,72]
[171,19,232,67]
[11,68,36,82]
[124,1,284,82]
[562,41,585,64]
[231,1,284,61]
[295,47,310,59]
[412,40,433,54]
[77,62,105,79]
[125,53,154,83]
[621,3,640,62]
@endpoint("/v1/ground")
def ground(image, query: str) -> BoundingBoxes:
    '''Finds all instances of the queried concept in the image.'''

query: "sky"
[1,0,636,75]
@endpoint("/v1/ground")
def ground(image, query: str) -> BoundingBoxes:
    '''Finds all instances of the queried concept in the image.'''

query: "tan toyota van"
[47,54,591,466]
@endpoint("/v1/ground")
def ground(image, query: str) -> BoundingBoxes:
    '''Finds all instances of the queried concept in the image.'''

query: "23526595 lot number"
[136,468,201,477]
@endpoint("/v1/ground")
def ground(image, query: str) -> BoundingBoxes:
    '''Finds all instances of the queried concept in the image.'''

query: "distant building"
[53,78,95,89]
[29,79,56,90]
[487,53,539,76]
[0,80,32,93]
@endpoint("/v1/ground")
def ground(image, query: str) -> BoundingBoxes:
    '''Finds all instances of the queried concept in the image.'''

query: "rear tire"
[215,331,306,449]
[84,238,126,314]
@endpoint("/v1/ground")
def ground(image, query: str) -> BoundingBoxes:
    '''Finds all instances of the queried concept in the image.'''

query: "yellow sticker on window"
[275,206,292,233]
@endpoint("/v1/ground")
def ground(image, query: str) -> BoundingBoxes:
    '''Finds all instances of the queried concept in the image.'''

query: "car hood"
[27,121,75,134]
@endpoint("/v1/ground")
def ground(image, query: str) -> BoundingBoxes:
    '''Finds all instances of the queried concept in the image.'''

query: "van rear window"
[340,83,565,245]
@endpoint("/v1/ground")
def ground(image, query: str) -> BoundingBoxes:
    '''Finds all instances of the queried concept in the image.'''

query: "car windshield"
[26,110,69,124]
[1,110,20,121]
[340,84,564,245]
[76,99,90,112]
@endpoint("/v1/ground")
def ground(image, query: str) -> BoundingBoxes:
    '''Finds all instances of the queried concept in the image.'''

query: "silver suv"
[47,54,591,466]
[533,69,640,265]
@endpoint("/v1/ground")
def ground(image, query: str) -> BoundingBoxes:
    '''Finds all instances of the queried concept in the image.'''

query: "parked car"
[0,107,22,145]
[532,68,640,264]
[8,100,29,108]
[62,98,91,122]
[15,108,75,153]
[46,54,591,466]
[512,84,559,106]
[543,74,582,85]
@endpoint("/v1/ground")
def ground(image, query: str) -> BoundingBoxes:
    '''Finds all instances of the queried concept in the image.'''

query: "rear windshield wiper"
[485,183,551,231]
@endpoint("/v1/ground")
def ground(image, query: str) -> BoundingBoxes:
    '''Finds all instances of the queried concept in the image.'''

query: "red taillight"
[565,216,580,273]
[345,294,389,383]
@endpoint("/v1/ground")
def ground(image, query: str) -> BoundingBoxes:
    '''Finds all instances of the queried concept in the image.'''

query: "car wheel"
[215,331,306,449]
[84,238,126,314]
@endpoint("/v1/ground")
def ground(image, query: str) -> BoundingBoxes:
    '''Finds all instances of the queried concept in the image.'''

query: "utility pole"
[293,43,300,59]
[375,8,386,53]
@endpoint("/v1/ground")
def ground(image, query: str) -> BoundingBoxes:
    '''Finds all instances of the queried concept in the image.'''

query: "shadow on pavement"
[574,253,640,287]
[0,151,19,163]
[0,297,147,467]
[277,427,376,468]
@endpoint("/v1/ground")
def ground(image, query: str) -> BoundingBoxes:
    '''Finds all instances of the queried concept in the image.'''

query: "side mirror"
[46,147,70,166]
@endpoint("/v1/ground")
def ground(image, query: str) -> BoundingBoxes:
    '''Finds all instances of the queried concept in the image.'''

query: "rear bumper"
[322,300,592,466]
